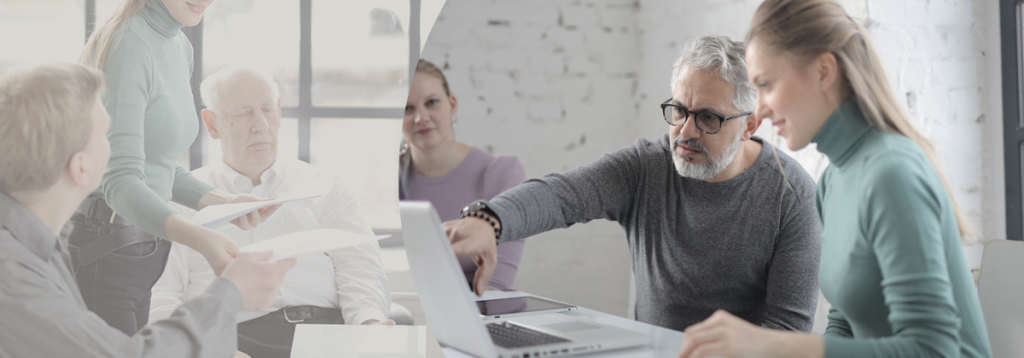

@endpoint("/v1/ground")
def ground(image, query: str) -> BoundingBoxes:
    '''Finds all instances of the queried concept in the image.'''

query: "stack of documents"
[190,192,323,229]
[290,325,428,358]
[191,193,388,261]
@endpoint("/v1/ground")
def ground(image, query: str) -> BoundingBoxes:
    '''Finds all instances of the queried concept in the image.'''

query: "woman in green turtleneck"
[72,0,277,335]
[675,1,991,358]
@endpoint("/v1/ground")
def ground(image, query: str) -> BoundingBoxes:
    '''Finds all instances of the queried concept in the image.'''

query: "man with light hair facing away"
[444,36,823,332]
[0,63,295,358]
[150,66,403,358]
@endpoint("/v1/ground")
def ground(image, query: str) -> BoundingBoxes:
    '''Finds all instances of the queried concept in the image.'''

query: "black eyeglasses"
[660,98,751,134]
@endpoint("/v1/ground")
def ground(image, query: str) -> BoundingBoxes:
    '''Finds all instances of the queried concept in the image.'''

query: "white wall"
[423,0,640,316]
[863,0,1005,259]
[421,0,1006,320]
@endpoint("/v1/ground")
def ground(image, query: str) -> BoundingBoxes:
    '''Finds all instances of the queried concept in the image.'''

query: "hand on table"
[677,310,822,358]
[444,218,498,297]
[231,351,252,358]
[361,319,397,326]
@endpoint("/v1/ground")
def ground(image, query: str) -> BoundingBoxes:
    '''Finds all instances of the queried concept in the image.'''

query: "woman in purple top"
[400,59,526,291]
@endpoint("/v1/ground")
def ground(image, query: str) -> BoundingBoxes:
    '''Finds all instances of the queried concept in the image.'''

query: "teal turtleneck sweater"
[814,100,991,358]
[98,0,213,239]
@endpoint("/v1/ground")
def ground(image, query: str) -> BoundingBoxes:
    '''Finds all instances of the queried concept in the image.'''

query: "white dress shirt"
[151,157,391,325]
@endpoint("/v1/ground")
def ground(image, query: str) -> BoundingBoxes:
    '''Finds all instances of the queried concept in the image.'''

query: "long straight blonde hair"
[746,0,976,239]
[79,0,147,70]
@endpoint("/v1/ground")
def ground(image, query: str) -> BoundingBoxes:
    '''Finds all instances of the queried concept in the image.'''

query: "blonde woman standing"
[676,1,991,357]
[73,0,277,335]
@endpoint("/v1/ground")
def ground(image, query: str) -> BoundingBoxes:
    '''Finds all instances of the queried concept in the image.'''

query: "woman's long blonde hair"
[746,0,976,239]
[79,0,147,69]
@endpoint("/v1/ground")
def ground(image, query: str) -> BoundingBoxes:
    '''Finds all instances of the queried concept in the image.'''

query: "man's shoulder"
[0,228,46,285]
[574,135,672,179]
[603,134,672,161]
[752,138,817,197]
[0,227,30,262]
[634,134,673,153]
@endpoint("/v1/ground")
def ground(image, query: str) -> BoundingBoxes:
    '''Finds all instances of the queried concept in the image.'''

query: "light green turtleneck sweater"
[98,0,213,239]
[814,100,991,358]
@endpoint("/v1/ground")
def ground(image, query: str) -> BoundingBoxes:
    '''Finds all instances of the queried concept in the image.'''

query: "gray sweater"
[488,135,821,332]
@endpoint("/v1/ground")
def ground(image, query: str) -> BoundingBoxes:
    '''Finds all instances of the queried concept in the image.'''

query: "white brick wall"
[423,0,641,317]
[420,0,1005,321]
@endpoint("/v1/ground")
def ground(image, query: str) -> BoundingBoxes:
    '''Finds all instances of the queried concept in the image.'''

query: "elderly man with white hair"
[150,66,402,358]
[445,36,823,333]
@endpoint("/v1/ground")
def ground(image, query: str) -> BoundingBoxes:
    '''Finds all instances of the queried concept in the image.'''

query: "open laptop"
[400,201,650,358]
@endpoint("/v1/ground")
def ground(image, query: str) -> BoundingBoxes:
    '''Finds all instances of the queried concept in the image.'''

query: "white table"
[442,291,685,358]
[290,324,446,358]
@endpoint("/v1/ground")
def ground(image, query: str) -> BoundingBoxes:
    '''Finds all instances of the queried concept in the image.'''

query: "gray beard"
[672,129,745,180]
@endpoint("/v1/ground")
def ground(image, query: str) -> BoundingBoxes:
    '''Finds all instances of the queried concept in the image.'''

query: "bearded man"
[444,36,822,333]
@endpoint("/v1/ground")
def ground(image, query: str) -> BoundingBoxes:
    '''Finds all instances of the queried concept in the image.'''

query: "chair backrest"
[977,239,1024,358]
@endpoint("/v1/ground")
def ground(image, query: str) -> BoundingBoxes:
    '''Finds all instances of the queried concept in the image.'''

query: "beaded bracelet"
[460,206,502,242]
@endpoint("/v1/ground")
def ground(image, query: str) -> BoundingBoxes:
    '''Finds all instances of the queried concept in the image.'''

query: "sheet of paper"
[239,228,389,262]
[189,192,322,229]
[440,347,477,358]
[291,324,427,358]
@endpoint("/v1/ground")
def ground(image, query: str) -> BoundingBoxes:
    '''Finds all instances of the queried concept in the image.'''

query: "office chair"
[977,239,1024,358]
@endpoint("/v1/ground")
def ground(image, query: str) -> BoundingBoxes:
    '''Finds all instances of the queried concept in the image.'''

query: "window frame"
[84,0,421,169]
[1001,0,1024,241]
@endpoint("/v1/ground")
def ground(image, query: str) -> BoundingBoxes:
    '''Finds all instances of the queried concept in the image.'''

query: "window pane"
[94,0,120,32]
[0,0,84,74]
[203,0,300,107]
[1020,3,1024,129]
[202,117,299,167]
[311,1,409,107]
[309,118,401,230]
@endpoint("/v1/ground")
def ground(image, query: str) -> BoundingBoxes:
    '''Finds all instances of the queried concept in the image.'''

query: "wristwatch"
[460,200,502,243]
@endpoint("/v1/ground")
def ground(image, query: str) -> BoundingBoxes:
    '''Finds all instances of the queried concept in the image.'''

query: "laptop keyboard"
[486,322,570,348]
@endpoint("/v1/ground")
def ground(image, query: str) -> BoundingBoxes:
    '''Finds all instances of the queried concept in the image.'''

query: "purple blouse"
[405,146,526,290]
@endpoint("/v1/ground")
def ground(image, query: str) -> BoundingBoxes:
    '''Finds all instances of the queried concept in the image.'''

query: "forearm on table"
[770,331,825,358]
[821,335,953,358]
[331,246,391,325]
[824,309,853,338]
[349,308,389,325]
[336,288,390,325]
